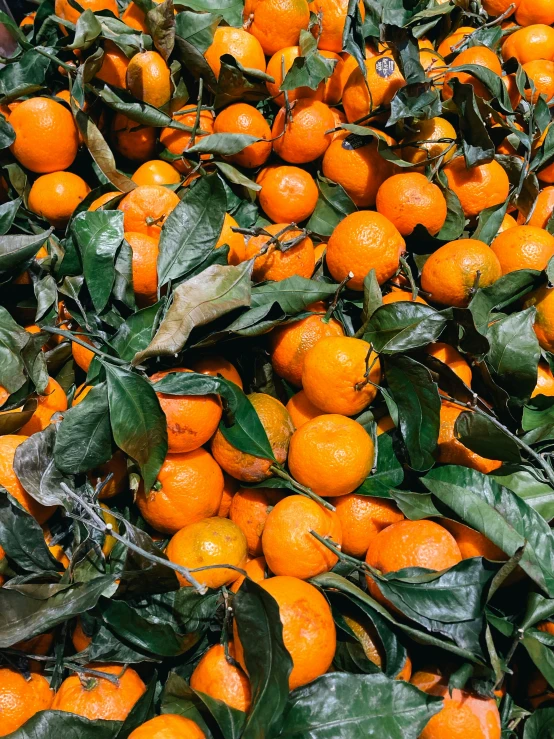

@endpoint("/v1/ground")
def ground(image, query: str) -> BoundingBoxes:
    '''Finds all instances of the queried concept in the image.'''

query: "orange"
[528,672,554,709]
[19,12,36,27]
[270,302,344,386]
[218,473,238,516]
[342,53,405,122]
[491,225,554,274]
[365,520,462,603]
[19,376,67,435]
[443,157,510,220]
[437,27,475,58]
[190,643,251,711]
[136,448,224,534]
[246,0,310,56]
[483,0,519,16]
[537,621,554,635]
[96,40,129,88]
[272,99,334,163]
[233,575,336,689]
[425,342,472,386]
[502,25,554,64]
[442,520,506,561]
[516,0,554,26]
[0,668,53,736]
[191,355,243,388]
[166,517,247,588]
[322,129,396,208]
[532,361,554,397]
[159,108,214,174]
[118,185,180,238]
[230,487,283,557]
[204,27,266,78]
[524,285,554,351]
[401,117,457,167]
[326,210,405,289]
[382,290,427,305]
[262,495,342,578]
[230,555,267,592]
[421,239,502,308]
[72,335,95,373]
[443,46,502,101]
[244,224,315,282]
[522,60,554,103]
[331,494,404,558]
[309,0,365,53]
[302,336,381,415]
[132,160,181,186]
[522,187,554,228]
[129,715,206,739]
[256,165,318,223]
[211,393,294,482]
[0,436,55,524]
[55,0,118,24]
[343,612,412,681]
[412,670,501,739]
[288,414,374,497]
[126,51,171,109]
[111,113,157,162]
[125,231,159,307]
[89,191,120,211]
[286,390,326,428]
[215,213,247,266]
[121,0,163,31]
[213,103,272,168]
[151,367,222,452]
[376,173,447,237]
[499,213,518,232]
[28,172,90,229]
[10,97,79,174]
[88,451,128,499]
[52,664,146,721]
[437,402,502,473]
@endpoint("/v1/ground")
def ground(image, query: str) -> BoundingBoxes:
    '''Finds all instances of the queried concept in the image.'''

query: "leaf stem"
[323,273,352,323]
[269,465,336,511]
[40,326,128,366]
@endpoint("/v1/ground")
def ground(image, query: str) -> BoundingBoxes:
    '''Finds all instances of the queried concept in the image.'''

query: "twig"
[189,78,204,148]
[269,466,336,511]
[323,273,352,323]
[40,327,128,367]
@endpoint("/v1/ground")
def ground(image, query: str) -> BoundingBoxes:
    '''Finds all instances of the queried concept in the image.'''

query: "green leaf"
[469,270,542,334]
[355,431,404,496]
[493,469,554,521]
[365,303,449,353]
[214,55,275,110]
[0,228,53,273]
[0,48,51,102]
[174,9,220,54]
[0,197,22,236]
[67,8,102,50]
[306,176,357,238]
[187,133,261,155]
[160,672,214,737]
[448,63,513,113]
[281,31,337,91]
[388,82,442,126]
[178,0,242,26]
[0,113,15,149]
[157,175,226,286]
[251,276,336,313]
[6,712,120,739]
[450,79,495,167]
[522,633,554,691]
[473,200,510,245]
[0,306,31,393]
[523,707,554,739]
[110,302,164,362]
[115,523,179,598]
[105,364,167,491]
[455,412,522,464]
[117,676,157,737]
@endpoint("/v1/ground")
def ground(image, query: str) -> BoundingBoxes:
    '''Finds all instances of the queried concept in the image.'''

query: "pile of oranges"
[3,0,554,735]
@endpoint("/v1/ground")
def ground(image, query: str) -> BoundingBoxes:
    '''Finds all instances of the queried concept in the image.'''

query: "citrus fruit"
[442,520,506,561]
[343,612,412,680]
[96,40,129,88]
[0,668,53,736]
[522,60,554,103]
[111,113,157,162]
[330,493,404,558]
[425,342,472,386]
[524,286,554,351]
[28,172,90,228]
[286,390,326,428]
[532,361,554,397]
[230,555,268,592]
[54,0,117,24]
[129,715,206,739]
[124,231,159,307]
[215,213,247,266]
[437,402,502,473]
[0,435,55,524]
[243,223,315,282]
[229,487,283,556]
[271,99,335,163]
[118,185,180,237]
[190,643,251,711]
[309,0,365,53]
[159,108,214,174]
[204,27,266,78]
[342,53,405,122]
[401,117,457,166]
[443,46,502,100]
[213,103,272,168]
[502,24,554,64]
[256,165,318,223]
[516,0,554,26]
[19,376,67,435]
[190,355,243,388]
[443,157,510,220]
[132,160,181,186]
[121,0,163,31]
[126,51,172,108]
[522,187,554,228]
[245,0,310,56]
[491,225,554,274]
[375,172,447,236]
[218,473,239,517]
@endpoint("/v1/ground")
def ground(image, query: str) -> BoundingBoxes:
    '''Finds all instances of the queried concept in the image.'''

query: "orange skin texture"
[111,113,157,162]
[425,342,472,387]
[72,335,95,373]
[0,668,53,736]
[443,46,502,101]
[401,117,457,167]
[132,161,181,186]
[234,575,336,689]
[524,285,554,351]
[160,108,214,173]
[20,12,36,27]
[532,361,554,397]
[286,390,326,428]
[230,555,267,592]
[377,415,395,434]
[522,60,554,103]
[302,336,381,415]
[522,187,554,228]
[262,495,342,579]
[246,0,310,56]
[129,714,206,739]
[502,25,554,64]
[256,165,318,223]
[213,103,272,169]
[537,621,554,635]
[330,493,404,558]
[53,665,146,721]
[382,290,427,305]
[121,0,164,31]
[436,27,476,58]
[288,414,374,497]
[96,40,129,88]
[376,173,447,237]
[516,0,554,26]
[483,0,519,16]
[272,99,335,164]
[218,473,239,517]
[10,98,78,174]
[124,231,159,307]
[322,130,396,208]
[421,239,502,308]
[365,520,462,604]
[491,225,554,274]
[442,520,506,561]
[28,172,90,228]
[411,671,501,739]
[270,306,345,386]
[190,643,251,711]
[204,27,266,78]
[191,356,243,388]
[437,402,502,473]
[70,618,93,650]
[55,0,117,23]
[0,436,55,524]
[244,224,315,282]
[499,213,518,232]
[342,53,405,122]
[126,51,171,109]
[309,0,364,53]
[326,211,406,290]
[136,448,224,534]
[230,487,283,556]
[215,213,247,266]
[118,185,180,238]
[166,517,247,588]
[211,393,294,482]
[19,376,68,435]
[89,191,120,211]
[443,157,510,220]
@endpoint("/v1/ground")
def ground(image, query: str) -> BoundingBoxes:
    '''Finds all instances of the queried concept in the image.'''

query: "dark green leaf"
[0,48,51,102]
[174,9,220,54]
[214,55,274,110]
[365,303,449,353]
[355,431,403,496]
[469,270,541,334]
[307,177,357,238]
[6,712,120,739]
[0,228,53,273]
[523,707,554,739]
[251,276,336,313]
[450,80,495,167]
[187,133,261,155]
[67,8,102,50]
[111,302,164,362]
[455,412,522,464]
[493,469,554,521]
